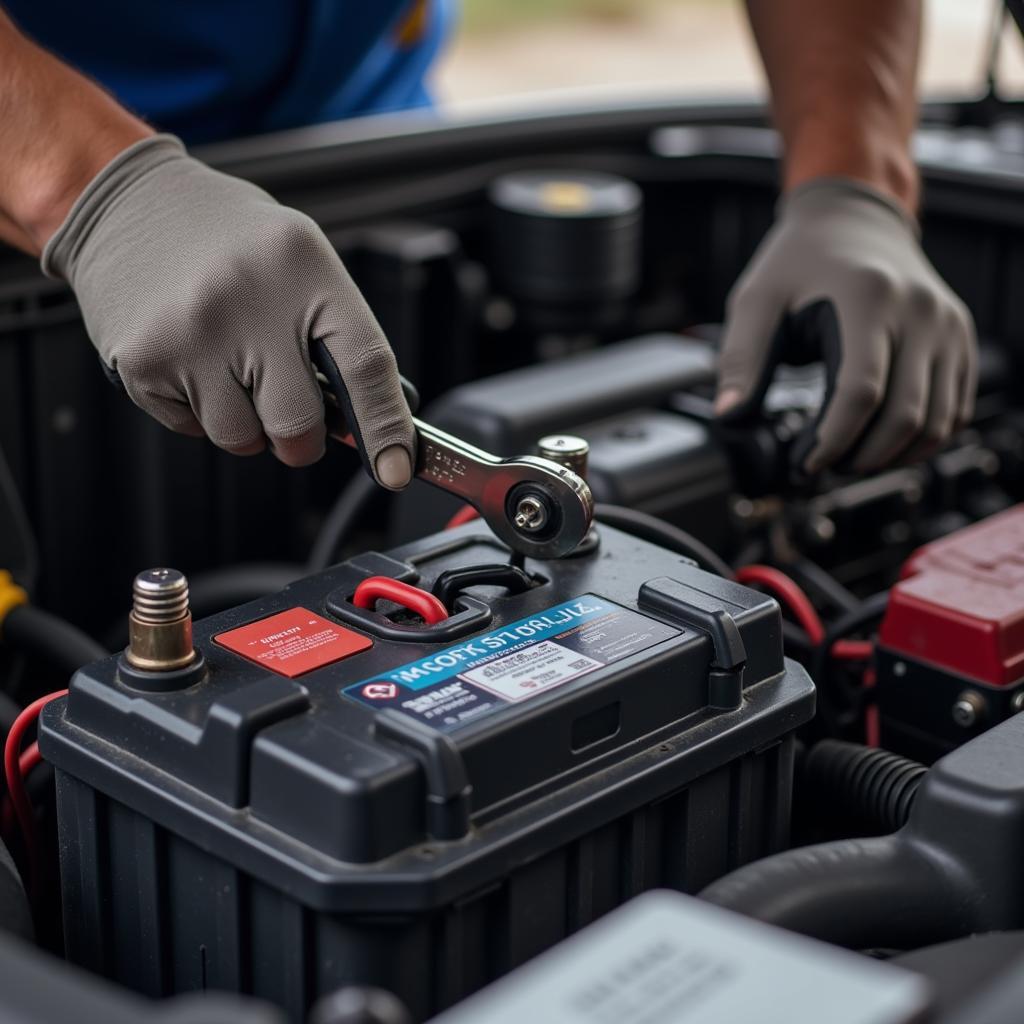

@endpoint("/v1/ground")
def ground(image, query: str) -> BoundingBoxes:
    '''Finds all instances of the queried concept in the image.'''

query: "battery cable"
[4,689,67,888]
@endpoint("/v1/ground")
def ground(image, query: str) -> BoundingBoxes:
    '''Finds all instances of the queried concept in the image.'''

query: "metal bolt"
[537,434,589,479]
[132,569,189,622]
[1012,690,1024,714]
[806,514,836,545]
[126,568,196,672]
[952,690,986,729]
[513,495,549,533]
[893,661,907,678]
[732,497,755,521]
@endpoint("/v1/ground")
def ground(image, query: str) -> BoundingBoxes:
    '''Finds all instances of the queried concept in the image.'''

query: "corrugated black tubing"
[806,740,926,834]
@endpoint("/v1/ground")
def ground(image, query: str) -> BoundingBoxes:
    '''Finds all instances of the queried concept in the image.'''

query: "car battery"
[40,522,814,1022]
[877,503,1024,761]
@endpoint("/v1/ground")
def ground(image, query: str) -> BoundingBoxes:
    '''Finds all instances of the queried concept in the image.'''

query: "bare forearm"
[0,208,34,251]
[745,0,921,213]
[0,9,151,255]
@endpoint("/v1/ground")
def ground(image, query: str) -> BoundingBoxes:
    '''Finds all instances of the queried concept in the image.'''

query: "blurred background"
[436,0,1024,107]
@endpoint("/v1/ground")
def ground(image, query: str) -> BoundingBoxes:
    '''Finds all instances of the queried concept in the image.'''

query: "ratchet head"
[477,455,594,560]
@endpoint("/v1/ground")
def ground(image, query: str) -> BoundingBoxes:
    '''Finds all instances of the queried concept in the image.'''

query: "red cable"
[736,565,879,742]
[4,689,67,872]
[735,565,826,646]
[19,742,42,780]
[863,667,880,747]
[1,743,44,844]
[831,639,874,662]
[445,504,480,530]
[352,577,449,625]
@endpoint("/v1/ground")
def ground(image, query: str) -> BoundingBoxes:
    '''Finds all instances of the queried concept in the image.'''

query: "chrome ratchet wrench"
[311,341,594,560]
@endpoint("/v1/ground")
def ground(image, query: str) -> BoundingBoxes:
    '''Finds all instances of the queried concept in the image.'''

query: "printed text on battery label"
[342,594,682,730]
[462,641,603,701]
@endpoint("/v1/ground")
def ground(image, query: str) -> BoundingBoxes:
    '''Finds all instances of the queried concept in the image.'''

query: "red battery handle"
[352,577,449,625]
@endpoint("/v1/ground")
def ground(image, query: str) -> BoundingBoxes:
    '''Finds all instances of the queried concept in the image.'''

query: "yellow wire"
[0,570,29,637]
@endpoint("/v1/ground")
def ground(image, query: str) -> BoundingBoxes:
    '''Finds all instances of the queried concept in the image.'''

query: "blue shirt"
[6,1,454,144]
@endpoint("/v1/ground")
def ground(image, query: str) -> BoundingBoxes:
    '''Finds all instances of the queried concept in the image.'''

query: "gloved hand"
[715,178,978,475]
[42,134,415,487]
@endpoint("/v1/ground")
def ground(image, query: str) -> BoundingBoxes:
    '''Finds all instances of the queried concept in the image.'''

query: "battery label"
[463,641,602,701]
[343,594,680,731]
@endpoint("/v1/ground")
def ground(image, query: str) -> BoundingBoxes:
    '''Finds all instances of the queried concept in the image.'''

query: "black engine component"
[703,711,1024,951]
[488,169,642,334]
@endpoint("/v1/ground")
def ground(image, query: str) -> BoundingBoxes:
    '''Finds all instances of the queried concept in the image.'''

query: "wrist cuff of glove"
[41,134,188,282]
[778,177,921,239]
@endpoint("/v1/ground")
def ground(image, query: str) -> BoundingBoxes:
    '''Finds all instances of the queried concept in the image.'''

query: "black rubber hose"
[790,558,860,615]
[824,591,891,646]
[187,563,303,618]
[3,605,107,677]
[700,835,968,950]
[432,564,535,609]
[805,740,926,834]
[0,443,39,595]
[0,836,32,941]
[594,504,734,579]
[308,473,379,573]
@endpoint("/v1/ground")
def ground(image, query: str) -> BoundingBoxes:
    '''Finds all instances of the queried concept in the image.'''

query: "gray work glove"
[42,134,415,487]
[715,178,977,474]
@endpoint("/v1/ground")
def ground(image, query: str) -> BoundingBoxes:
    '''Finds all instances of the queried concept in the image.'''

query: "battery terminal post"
[126,568,197,672]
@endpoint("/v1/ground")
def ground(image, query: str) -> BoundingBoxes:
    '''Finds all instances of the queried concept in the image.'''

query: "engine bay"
[5,95,1024,1023]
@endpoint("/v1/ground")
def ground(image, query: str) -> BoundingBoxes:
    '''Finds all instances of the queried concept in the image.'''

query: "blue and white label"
[344,594,681,731]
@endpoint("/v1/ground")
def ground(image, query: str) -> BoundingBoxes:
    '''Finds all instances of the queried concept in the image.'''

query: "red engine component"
[880,504,1024,687]
[877,504,1024,760]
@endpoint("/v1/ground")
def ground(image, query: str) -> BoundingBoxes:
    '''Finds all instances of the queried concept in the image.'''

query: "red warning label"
[214,607,372,678]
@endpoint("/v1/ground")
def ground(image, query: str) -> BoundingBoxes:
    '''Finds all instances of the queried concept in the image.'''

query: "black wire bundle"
[594,504,734,578]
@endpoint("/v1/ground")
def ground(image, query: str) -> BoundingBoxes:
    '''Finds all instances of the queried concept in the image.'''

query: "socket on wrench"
[311,341,594,559]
